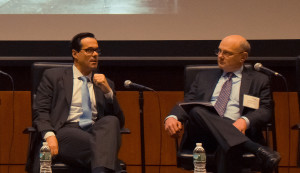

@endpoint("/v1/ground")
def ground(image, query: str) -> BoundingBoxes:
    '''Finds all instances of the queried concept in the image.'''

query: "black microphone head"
[254,63,262,71]
[124,80,132,88]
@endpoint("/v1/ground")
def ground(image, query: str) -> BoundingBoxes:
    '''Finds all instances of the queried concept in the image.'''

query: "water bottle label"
[193,153,206,162]
[40,152,51,161]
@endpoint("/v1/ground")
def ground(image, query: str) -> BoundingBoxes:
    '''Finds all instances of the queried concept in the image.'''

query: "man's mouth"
[90,59,97,63]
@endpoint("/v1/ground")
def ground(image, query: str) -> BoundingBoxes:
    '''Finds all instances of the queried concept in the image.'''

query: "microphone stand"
[138,90,146,173]
[124,81,154,173]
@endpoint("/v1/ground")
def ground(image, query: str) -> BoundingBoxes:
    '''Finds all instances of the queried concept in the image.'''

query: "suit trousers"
[187,106,249,173]
[56,115,121,171]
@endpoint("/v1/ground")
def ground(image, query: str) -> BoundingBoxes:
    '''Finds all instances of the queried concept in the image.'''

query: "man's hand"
[93,74,112,94]
[46,136,59,157]
[164,117,182,138]
[233,118,247,134]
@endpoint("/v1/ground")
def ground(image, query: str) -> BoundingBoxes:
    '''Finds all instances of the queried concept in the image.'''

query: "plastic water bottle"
[40,142,52,173]
[193,143,206,173]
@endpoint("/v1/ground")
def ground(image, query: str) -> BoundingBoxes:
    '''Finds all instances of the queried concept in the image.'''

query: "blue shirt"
[211,66,250,127]
[166,66,250,128]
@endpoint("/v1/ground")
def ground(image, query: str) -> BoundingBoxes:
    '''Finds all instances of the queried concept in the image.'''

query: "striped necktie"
[214,72,234,117]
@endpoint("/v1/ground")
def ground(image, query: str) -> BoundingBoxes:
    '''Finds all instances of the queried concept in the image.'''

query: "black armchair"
[23,62,130,173]
[176,64,278,173]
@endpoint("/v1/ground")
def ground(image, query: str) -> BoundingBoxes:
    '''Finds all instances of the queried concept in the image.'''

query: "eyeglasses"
[215,49,244,57]
[81,48,101,55]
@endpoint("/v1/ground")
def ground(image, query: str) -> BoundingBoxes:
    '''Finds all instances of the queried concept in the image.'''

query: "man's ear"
[72,49,78,61]
[240,52,248,63]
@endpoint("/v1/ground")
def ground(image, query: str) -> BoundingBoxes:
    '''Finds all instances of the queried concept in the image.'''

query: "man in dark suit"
[33,32,124,173]
[164,35,280,173]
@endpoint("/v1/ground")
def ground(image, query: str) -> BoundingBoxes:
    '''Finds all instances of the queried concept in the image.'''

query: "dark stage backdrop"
[0,40,299,92]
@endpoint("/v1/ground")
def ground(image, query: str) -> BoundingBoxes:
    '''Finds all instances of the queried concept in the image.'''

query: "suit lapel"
[94,84,105,115]
[207,70,223,101]
[92,74,105,116]
[63,68,73,107]
[239,67,252,113]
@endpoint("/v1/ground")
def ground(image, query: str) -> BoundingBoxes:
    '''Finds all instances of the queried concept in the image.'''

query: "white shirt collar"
[222,66,243,78]
[73,65,92,81]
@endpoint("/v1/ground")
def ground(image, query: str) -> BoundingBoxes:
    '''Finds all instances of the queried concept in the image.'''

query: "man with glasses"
[33,32,124,173]
[165,35,280,173]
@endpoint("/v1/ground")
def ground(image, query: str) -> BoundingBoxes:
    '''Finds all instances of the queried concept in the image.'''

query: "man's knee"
[189,106,202,118]
[95,115,120,129]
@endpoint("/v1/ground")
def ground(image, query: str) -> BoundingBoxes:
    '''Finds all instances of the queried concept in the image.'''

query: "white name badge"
[243,94,260,109]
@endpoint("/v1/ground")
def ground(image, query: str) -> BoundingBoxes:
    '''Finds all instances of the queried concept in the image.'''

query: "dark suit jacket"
[170,66,273,143]
[27,67,124,173]
[32,67,124,133]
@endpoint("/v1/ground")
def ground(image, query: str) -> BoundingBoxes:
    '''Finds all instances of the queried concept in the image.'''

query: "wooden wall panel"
[289,167,300,173]
[126,166,141,173]
[0,165,27,173]
[0,91,13,164]
[143,91,184,165]
[278,167,289,173]
[127,166,195,173]
[9,91,31,164]
[273,92,291,166]
[289,92,300,167]
[160,166,194,173]
[0,91,299,173]
[117,91,141,165]
[0,91,31,164]
[143,92,161,165]
[0,165,8,173]
[158,92,184,165]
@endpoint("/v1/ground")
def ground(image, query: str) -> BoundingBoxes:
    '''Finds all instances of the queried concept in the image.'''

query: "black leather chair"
[23,62,130,173]
[176,64,278,173]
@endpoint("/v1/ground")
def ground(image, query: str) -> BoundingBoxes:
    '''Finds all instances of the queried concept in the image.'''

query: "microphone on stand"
[124,80,154,91]
[123,80,155,173]
[0,70,14,90]
[254,63,283,77]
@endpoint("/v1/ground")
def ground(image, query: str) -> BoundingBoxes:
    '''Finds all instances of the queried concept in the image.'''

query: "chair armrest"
[23,127,37,134]
[120,128,131,134]
[292,124,300,130]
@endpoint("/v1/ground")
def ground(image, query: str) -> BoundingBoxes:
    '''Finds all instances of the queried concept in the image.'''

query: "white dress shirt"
[43,65,113,139]
[210,66,250,127]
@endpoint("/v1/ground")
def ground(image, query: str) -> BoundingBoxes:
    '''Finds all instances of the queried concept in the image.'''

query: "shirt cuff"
[164,115,178,123]
[104,90,113,102]
[43,131,55,140]
[240,116,250,129]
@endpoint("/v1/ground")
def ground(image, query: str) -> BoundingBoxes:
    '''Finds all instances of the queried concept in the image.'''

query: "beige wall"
[0,0,300,40]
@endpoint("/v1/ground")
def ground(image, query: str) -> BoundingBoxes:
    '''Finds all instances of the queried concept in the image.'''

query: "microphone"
[0,70,14,91]
[254,63,282,77]
[0,70,10,76]
[124,80,154,91]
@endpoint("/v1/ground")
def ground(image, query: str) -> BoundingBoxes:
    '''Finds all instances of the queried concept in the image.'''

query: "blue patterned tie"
[79,76,93,129]
[214,72,234,117]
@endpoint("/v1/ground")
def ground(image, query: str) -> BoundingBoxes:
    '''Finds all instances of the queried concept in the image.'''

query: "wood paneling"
[158,92,184,165]
[289,167,300,173]
[0,165,27,173]
[273,92,291,166]
[117,91,141,165]
[273,92,300,167]
[0,91,31,164]
[143,92,162,165]
[0,91,13,164]
[0,91,299,173]
[289,92,300,167]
